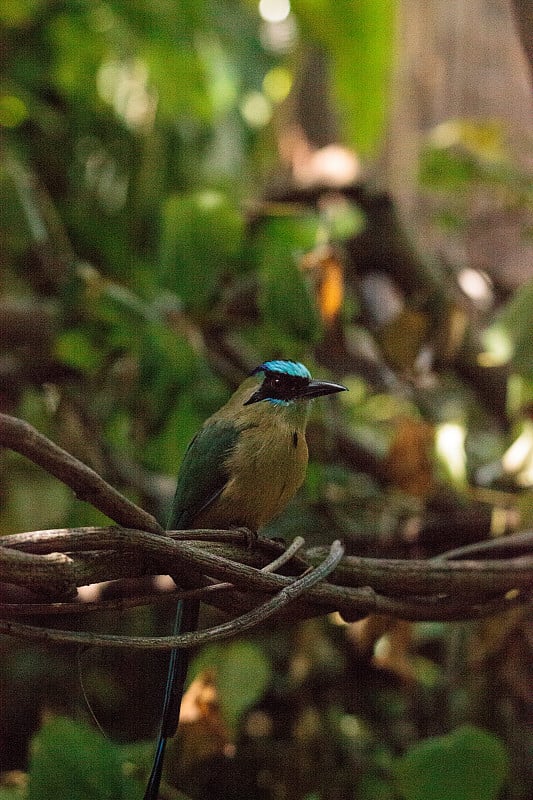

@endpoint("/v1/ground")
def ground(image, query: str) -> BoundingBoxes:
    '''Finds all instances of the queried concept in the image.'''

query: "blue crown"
[255,360,311,379]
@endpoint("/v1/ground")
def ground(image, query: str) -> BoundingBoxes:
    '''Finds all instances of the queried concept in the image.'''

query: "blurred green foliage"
[189,640,271,732]
[0,0,402,533]
[27,717,143,800]
[419,118,533,231]
[13,716,510,800]
[293,0,396,154]
[393,725,509,800]
[1,1,532,799]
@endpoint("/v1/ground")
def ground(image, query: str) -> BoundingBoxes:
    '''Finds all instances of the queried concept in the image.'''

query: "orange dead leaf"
[372,619,417,683]
[319,254,344,324]
[179,668,221,725]
[301,246,344,325]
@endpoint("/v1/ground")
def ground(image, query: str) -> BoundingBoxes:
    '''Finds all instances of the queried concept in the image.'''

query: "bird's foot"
[232,526,258,550]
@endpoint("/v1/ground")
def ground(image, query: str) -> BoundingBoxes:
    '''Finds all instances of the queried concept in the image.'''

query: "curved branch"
[436,529,533,560]
[0,547,77,598]
[0,541,345,650]
[5,525,531,599]
[0,537,308,617]
[1,526,531,632]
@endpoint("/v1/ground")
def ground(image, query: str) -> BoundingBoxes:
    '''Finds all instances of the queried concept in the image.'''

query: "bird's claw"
[232,526,258,550]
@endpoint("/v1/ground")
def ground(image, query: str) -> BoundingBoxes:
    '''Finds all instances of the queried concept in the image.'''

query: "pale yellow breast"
[193,412,309,532]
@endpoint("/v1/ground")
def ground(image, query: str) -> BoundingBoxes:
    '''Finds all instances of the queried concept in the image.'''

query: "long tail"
[143,598,200,800]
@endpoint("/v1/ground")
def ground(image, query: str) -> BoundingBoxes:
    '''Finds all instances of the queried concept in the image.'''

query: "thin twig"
[260,536,306,572]
[435,530,533,561]
[179,535,308,595]
[306,547,533,595]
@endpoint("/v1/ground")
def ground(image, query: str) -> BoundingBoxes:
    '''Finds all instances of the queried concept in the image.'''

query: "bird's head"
[244,360,347,406]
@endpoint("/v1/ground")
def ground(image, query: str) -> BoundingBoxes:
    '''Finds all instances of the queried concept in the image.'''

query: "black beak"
[299,379,347,400]
[243,376,348,405]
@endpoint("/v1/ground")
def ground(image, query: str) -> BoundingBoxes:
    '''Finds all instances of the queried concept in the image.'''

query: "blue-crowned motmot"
[143,360,346,799]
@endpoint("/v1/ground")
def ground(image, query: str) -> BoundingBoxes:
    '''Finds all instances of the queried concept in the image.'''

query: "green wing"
[168,421,240,530]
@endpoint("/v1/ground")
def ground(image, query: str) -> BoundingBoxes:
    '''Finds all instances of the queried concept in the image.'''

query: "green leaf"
[142,391,204,473]
[256,214,322,347]
[28,716,142,800]
[487,279,533,375]
[55,329,101,373]
[393,724,509,800]
[160,191,244,311]
[190,640,271,730]
[141,41,211,120]
[292,0,396,155]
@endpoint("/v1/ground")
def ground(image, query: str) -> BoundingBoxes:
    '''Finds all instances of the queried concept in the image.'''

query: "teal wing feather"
[168,421,240,530]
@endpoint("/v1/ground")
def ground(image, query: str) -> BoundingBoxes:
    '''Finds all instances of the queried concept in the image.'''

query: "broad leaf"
[28,716,142,800]
[190,640,271,730]
[393,724,509,800]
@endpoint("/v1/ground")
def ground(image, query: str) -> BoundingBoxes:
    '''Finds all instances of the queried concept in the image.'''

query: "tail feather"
[143,735,167,800]
[143,598,200,800]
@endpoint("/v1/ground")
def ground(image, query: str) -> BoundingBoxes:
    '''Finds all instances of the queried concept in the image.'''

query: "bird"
[143,359,346,799]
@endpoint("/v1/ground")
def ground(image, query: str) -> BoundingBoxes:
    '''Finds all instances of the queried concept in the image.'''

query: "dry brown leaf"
[164,669,233,783]
[384,415,435,497]
[347,616,417,683]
